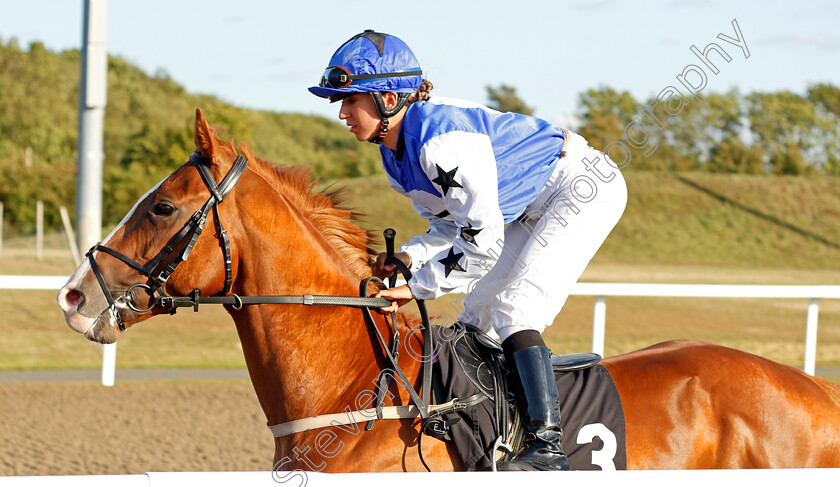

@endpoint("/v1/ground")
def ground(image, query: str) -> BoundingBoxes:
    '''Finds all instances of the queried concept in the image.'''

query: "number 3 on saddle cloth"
[428,322,627,471]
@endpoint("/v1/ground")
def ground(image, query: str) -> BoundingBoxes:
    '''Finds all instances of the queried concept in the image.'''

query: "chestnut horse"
[58,110,840,471]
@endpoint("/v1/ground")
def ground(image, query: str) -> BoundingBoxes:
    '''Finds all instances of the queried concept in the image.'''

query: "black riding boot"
[499,333,571,471]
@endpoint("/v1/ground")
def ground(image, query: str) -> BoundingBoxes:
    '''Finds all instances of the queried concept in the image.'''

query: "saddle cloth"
[430,324,627,471]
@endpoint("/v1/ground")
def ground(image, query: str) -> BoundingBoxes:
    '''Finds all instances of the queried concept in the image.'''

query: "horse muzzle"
[57,287,120,343]
[57,261,142,343]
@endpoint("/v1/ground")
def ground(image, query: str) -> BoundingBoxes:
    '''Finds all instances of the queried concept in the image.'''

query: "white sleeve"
[383,172,460,272]
[399,202,460,273]
[406,131,504,300]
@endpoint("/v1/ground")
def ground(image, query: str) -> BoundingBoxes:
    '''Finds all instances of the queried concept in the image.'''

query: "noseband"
[85,153,248,331]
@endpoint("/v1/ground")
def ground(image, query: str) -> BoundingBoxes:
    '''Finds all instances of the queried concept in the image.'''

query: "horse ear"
[193,108,216,160]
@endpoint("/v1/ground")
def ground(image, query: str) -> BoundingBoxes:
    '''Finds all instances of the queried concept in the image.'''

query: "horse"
[57,109,840,471]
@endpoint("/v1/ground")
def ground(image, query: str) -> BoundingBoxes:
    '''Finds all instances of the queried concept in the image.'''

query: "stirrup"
[491,436,514,472]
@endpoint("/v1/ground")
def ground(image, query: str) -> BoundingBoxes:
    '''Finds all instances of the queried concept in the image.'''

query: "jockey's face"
[338,93,381,142]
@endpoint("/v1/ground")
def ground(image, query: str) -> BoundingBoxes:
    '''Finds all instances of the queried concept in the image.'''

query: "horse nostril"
[66,289,85,310]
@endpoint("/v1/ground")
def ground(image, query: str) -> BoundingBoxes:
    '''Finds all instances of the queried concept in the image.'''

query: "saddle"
[428,322,626,471]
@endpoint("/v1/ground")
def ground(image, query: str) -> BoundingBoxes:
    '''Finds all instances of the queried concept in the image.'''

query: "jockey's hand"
[374,284,415,314]
[373,251,412,279]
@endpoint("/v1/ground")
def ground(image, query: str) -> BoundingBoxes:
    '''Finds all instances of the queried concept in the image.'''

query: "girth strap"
[268,396,487,438]
[269,405,422,438]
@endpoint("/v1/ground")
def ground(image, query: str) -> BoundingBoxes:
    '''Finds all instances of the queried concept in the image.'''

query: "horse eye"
[152,203,175,216]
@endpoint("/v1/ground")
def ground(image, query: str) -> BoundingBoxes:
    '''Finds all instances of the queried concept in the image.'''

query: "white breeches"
[458,131,627,342]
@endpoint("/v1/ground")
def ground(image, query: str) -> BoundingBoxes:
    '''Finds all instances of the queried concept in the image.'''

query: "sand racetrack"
[0,381,274,476]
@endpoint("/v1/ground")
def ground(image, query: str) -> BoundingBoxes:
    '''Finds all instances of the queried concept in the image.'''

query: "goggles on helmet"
[319,65,423,90]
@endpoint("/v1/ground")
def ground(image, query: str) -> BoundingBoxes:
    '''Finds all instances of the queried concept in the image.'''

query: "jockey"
[309,30,627,471]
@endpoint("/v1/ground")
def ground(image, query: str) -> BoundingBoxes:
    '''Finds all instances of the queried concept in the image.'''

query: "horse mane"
[216,137,376,278]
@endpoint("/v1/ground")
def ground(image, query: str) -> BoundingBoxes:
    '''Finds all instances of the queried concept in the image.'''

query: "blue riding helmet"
[310,30,423,143]
[308,30,423,100]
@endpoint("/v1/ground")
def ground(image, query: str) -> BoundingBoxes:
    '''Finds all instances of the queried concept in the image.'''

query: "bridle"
[85,152,247,331]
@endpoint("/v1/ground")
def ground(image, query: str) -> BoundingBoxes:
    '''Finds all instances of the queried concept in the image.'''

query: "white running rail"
[3,276,839,381]
[575,283,840,375]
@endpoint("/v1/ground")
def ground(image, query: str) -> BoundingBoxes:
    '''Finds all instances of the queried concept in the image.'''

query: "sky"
[1,0,839,127]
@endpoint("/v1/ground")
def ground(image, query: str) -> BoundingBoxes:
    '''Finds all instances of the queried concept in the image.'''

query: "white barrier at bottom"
[2,469,839,487]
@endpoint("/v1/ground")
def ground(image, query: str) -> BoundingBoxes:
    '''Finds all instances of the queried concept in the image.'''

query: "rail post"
[803,298,819,376]
[592,295,607,357]
[78,0,113,387]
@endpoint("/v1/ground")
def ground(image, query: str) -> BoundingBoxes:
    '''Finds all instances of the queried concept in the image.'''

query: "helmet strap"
[367,92,411,144]
[368,118,389,144]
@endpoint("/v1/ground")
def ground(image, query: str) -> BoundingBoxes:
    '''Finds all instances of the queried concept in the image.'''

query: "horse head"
[58,109,264,343]
[59,109,376,345]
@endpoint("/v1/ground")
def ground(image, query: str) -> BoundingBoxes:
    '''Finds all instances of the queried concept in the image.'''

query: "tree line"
[1,38,837,233]
[489,83,840,176]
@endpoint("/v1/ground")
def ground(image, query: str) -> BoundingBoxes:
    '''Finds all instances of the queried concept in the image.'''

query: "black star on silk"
[438,247,466,277]
[460,225,482,245]
[431,164,463,196]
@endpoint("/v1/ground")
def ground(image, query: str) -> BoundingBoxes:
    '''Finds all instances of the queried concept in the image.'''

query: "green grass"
[2,172,839,377]
[604,173,840,269]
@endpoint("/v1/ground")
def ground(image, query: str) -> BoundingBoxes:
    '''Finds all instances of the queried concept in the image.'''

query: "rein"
[154,290,393,312]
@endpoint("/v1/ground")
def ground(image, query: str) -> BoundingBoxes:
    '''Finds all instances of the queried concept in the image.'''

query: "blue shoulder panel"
[381,98,566,223]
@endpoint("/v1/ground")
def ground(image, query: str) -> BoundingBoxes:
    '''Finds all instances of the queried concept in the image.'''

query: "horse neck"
[227,188,393,427]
